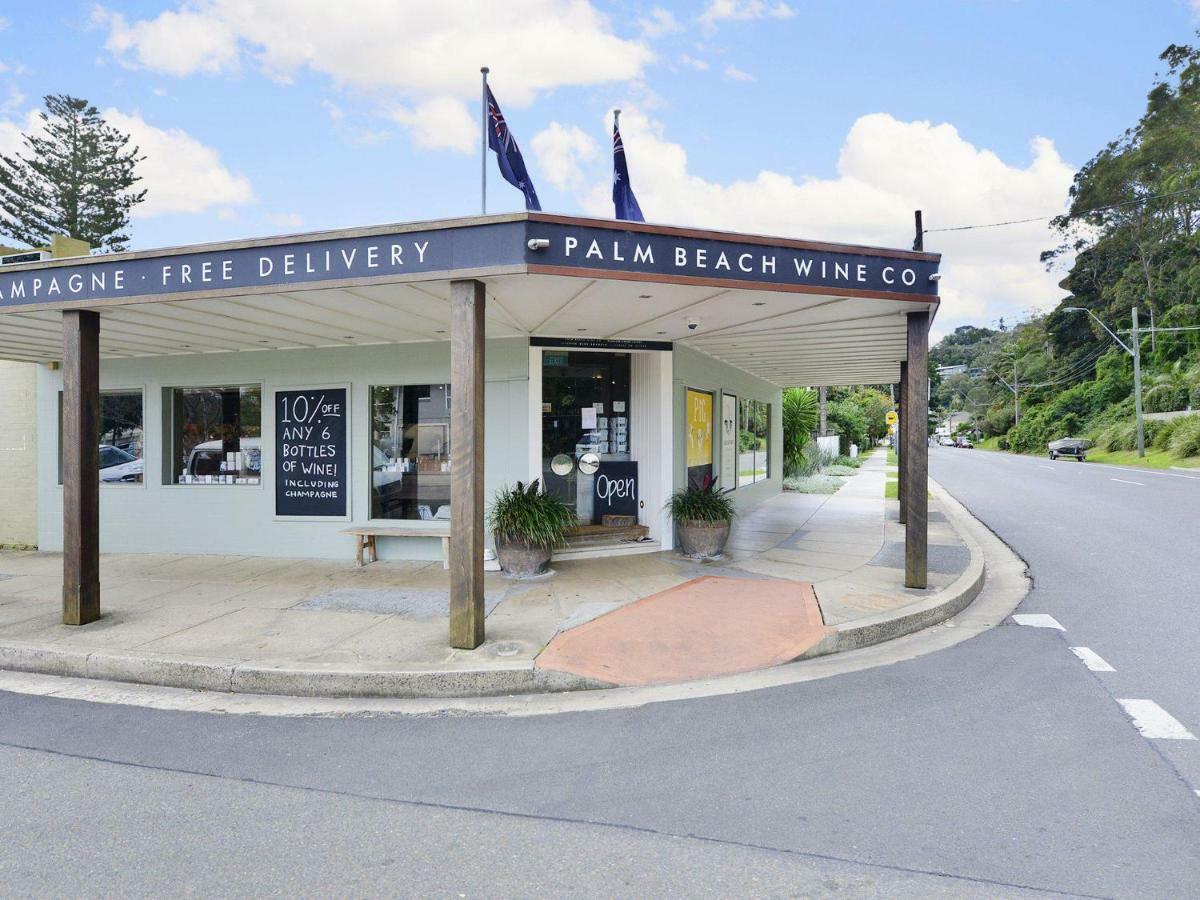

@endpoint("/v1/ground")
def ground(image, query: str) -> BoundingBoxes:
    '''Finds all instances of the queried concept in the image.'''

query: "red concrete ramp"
[535,575,832,687]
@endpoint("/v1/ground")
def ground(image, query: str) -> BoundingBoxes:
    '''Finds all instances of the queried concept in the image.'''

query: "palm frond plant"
[488,480,576,576]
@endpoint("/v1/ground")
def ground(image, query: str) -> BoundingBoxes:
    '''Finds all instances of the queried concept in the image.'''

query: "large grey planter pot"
[677,519,731,559]
[495,537,553,578]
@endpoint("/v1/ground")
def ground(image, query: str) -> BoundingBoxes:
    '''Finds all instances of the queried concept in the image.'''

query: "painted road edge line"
[1110,478,1144,486]
[1070,646,1115,672]
[1012,613,1064,630]
[1117,699,1197,740]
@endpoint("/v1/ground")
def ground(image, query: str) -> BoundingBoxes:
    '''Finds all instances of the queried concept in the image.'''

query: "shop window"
[738,399,770,486]
[685,387,714,486]
[167,385,262,484]
[57,389,145,485]
[370,384,451,520]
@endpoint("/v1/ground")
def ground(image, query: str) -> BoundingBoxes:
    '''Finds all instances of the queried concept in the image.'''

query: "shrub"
[793,442,836,476]
[1167,414,1200,457]
[783,474,843,494]
[488,480,576,549]
[667,474,736,523]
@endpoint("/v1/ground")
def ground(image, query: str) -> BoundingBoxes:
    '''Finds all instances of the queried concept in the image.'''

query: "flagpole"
[613,108,620,132]
[481,66,489,216]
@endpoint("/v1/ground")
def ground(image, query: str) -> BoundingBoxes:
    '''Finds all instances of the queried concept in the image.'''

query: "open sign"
[591,461,638,523]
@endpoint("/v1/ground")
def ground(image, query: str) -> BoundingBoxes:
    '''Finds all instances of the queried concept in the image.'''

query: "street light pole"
[1064,306,1145,458]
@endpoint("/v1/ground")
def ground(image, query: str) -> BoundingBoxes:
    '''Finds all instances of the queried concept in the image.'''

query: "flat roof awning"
[0,212,939,386]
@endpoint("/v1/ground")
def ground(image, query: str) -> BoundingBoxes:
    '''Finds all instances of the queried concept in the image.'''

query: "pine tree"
[0,94,146,253]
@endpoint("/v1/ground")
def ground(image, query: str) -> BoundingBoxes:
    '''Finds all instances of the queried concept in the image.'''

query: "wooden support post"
[449,279,486,649]
[62,310,101,625]
[897,361,906,525]
[904,311,930,589]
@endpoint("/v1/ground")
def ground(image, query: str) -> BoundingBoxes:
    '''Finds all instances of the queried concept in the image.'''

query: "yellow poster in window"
[686,389,713,468]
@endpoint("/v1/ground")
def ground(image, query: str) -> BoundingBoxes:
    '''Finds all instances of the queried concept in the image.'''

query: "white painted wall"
[0,360,38,547]
[672,344,783,511]
[37,338,530,560]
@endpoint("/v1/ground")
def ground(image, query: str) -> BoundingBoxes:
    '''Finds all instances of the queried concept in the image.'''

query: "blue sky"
[0,1,1195,337]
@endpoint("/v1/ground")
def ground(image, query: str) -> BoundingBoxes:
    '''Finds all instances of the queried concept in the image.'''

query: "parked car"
[955,437,974,449]
[1048,438,1089,461]
[185,438,262,480]
[99,444,143,483]
[938,436,955,446]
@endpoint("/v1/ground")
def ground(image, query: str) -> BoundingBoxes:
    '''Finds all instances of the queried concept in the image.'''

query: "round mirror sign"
[550,453,574,476]
[578,452,600,475]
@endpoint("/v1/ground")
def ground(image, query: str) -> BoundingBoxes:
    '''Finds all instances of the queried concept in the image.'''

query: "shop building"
[0,212,938,647]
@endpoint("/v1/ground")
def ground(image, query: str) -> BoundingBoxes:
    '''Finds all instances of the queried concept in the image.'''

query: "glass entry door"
[540,351,632,524]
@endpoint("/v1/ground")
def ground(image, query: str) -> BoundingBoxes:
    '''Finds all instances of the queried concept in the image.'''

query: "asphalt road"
[1,448,1198,898]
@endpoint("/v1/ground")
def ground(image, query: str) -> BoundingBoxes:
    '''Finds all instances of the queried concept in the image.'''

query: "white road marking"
[1070,646,1115,672]
[1110,478,1144,485]
[1013,614,1065,630]
[1117,699,1197,740]
[1039,465,1055,470]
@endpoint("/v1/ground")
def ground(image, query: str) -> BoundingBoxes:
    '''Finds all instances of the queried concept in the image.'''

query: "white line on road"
[1117,699,1197,740]
[1110,478,1145,485]
[1070,646,1115,672]
[1039,465,1055,470]
[1012,614,1065,630]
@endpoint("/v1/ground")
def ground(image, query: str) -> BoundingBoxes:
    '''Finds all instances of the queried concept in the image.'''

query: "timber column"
[449,279,486,649]
[903,311,930,589]
[62,310,101,625]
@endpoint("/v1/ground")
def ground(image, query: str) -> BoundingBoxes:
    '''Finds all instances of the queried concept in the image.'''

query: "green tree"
[0,94,146,252]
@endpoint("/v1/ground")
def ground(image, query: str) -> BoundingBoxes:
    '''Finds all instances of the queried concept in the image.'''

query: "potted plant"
[488,479,576,577]
[667,474,736,559]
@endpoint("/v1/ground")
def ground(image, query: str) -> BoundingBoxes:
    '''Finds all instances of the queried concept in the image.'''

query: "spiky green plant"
[487,480,576,550]
[666,474,736,523]
[782,387,818,475]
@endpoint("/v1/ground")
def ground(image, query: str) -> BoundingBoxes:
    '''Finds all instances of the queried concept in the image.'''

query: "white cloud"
[267,212,303,230]
[680,54,710,71]
[390,96,476,154]
[0,107,254,221]
[101,109,254,217]
[572,109,1074,331]
[0,16,9,32]
[94,1,654,152]
[96,7,240,77]
[724,63,754,82]
[700,1,795,29]
[639,8,682,38]
[531,122,599,190]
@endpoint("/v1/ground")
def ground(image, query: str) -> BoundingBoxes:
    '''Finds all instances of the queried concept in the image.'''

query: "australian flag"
[486,87,540,211]
[612,120,644,222]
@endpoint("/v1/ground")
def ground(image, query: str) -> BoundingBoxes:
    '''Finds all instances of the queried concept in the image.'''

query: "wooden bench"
[342,525,450,569]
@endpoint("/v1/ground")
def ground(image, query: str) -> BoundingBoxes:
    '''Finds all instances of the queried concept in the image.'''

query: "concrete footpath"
[0,452,984,698]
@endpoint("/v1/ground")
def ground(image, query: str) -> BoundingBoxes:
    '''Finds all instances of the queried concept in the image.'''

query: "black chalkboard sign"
[275,387,348,518]
[592,461,638,524]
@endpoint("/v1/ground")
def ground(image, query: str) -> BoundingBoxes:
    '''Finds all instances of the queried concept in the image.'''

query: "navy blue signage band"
[0,215,939,311]
[530,337,673,352]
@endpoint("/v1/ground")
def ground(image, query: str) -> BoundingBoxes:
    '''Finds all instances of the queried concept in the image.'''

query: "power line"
[922,184,1200,235]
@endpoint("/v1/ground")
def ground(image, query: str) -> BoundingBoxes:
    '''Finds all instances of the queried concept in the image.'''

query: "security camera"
[686,318,700,331]
[527,238,550,251]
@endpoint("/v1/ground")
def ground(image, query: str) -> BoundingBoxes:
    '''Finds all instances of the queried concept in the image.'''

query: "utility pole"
[913,210,923,252]
[1132,306,1145,458]
[1063,305,1146,458]
[1013,359,1019,426]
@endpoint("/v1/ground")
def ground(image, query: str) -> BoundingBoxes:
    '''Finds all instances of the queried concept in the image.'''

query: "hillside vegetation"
[931,37,1200,465]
